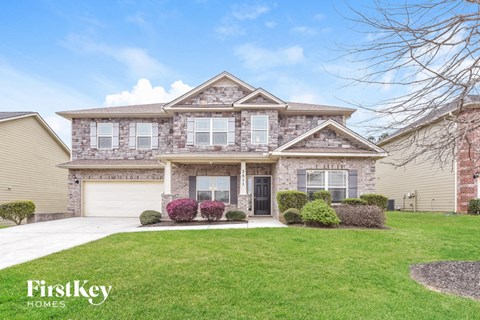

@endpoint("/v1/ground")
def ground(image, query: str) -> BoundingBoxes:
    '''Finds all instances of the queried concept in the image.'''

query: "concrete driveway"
[0,217,139,270]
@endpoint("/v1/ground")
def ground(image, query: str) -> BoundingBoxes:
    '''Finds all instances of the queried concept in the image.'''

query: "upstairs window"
[137,123,152,149]
[196,176,230,203]
[306,170,348,203]
[194,118,228,146]
[97,123,113,149]
[251,115,268,144]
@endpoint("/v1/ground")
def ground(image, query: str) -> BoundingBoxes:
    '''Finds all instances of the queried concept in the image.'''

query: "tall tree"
[342,0,480,167]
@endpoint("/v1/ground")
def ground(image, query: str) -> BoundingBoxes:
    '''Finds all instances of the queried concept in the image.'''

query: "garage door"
[83,181,164,217]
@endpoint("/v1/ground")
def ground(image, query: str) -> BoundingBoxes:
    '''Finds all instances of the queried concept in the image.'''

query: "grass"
[1,211,480,319]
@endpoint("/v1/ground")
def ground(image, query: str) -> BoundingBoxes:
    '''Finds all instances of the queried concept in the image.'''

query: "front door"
[254,177,271,215]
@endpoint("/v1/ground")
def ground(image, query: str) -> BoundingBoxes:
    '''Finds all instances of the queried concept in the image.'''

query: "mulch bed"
[141,220,247,227]
[410,261,480,300]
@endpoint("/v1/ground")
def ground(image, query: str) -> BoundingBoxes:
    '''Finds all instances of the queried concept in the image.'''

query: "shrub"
[468,199,480,215]
[341,198,368,206]
[200,201,225,221]
[283,208,303,224]
[139,210,161,225]
[360,194,389,210]
[300,199,340,227]
[225,210,247,221]
[313,190,332,206]
[276,190,309,213]
[0,200,35,225]
[334,205,386,228]
[166,198,198,222]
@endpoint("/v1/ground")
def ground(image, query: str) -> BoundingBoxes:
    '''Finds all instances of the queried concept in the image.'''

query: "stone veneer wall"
[240,109,279,152]
[272,157,376,217]
[72,118,172,160]
[289,128,367,150]
[68,169,164,216]
[182,84,249,105]
[278,115,344,146]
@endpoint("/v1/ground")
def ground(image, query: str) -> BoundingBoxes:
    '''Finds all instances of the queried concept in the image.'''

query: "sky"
[0,0,394,146]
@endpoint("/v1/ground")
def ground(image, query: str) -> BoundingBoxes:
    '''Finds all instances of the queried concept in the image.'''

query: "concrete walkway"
[0,217,285,270]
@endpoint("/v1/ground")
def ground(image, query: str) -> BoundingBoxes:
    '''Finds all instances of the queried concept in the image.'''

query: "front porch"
[158,153,278,217]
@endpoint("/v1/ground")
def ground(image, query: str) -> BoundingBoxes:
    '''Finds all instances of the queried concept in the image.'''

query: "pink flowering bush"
[200,201,225,221]
[166,198,198,222]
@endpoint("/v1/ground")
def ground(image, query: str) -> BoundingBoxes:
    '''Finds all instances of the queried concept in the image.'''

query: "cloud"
[62,34,170,79]
[235,44,305,70]
[264,21,277,28]
[231,3,270,20]
[290,26,317,36]
[314,13,325,21]
[214,21,245,38]
[104,78,193,106]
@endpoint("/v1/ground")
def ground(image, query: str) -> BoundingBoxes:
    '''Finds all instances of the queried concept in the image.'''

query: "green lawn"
[1,212,480,319]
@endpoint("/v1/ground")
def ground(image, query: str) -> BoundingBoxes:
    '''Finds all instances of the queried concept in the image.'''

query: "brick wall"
[278,115,343,145]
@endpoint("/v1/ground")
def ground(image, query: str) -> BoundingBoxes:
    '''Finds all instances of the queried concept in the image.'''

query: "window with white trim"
[251,115,268,144]
[196,176,230,203]
[137,123,152,149]
[97,123,113,149]
[194,118,228,146]
[306,170,348,202]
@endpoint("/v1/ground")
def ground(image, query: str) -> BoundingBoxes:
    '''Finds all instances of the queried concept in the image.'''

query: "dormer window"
[251,115,268,144]
[97,123,113,149]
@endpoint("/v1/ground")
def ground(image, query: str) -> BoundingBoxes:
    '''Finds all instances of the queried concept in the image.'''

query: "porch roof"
[156,152,274,164]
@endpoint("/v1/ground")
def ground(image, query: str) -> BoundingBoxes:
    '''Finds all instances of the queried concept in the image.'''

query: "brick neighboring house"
[376,95,480,213]
[57,72,386,218]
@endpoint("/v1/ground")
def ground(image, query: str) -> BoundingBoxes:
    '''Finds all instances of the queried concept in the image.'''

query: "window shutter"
[129,123,136,149]
[189,176,196,200]
[152,123,159,149]
[112,123,119,148]
[90,122,97,148]
[297,169,307,192]
[186,119,194,145]
[230,176,238,204]
[348,170,358,198]
[227,118,235,145]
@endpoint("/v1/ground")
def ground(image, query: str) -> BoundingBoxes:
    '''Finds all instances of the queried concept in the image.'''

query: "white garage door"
[83,181,164,217]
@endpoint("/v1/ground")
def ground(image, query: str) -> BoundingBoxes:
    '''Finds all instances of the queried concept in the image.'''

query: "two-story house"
[57,72,386,219]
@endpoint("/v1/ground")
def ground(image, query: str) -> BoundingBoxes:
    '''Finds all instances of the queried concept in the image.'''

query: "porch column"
[164,160,172,194]
[240,161,247,195]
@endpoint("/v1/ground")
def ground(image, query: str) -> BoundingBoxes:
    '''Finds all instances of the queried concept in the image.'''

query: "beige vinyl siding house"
[376,122,456,212]
[0,113,70,215]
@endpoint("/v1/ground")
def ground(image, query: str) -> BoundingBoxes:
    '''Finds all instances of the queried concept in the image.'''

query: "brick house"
[376,96,480,213]
[57,72,386,218]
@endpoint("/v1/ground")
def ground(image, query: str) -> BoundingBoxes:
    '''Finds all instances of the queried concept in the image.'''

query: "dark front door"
[254,177,271,215]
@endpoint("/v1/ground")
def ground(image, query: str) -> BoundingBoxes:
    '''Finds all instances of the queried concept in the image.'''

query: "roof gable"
[233,88,286,108]
[163,71,255,109]
[275,119,385,154]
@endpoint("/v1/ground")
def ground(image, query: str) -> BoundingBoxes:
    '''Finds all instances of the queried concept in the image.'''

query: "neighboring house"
[376,96,480,213]
[0,112,70,216]
[57,72,386,219]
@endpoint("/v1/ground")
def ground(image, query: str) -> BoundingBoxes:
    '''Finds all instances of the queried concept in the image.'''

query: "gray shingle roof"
[0,112,35,120]
[379,95,480,145]
[286,102,355,113]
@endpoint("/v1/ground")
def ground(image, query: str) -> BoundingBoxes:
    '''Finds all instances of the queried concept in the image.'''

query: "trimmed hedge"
[276,190,309,213]
[0,200,35,225]
[225,210,247,221]
[200,201,225,221]
[166,198,198,222]
[360,194,389,210]
[283,208,303,224]
[139,210,162,225]
[341,198,368,206]
[313,190,332,206]
[300,199,340,227]
[334,205,385,228]
[468,199,480,215]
